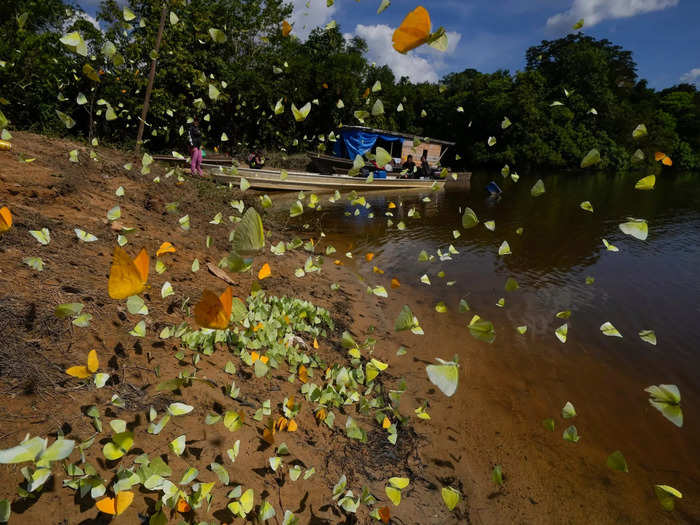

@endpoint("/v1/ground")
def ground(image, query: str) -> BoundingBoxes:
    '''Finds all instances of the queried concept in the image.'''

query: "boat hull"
[206,165,470,193]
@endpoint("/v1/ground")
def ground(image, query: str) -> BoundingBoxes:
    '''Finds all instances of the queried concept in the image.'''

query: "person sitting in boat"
[248,151,265,169]
[401,155,417,178]
[420,150,431,178]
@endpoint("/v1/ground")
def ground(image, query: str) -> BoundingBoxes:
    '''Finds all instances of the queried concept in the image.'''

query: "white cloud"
[289,0,336,40]
[351,24,461,84]
[680,68,700,84]
[547,0,679,31]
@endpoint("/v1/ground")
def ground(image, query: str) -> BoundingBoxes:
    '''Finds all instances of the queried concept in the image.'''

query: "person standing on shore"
[188,117,203,176]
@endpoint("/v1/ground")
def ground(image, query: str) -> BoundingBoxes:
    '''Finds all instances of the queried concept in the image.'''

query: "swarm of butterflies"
[0,2,686,523]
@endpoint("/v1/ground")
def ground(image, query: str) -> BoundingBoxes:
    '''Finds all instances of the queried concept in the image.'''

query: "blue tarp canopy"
[334,129,403,159]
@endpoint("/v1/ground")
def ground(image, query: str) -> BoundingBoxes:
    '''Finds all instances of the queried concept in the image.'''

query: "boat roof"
[339,126,455,147]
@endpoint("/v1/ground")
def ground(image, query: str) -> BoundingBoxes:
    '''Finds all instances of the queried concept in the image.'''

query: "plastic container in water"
[0,140,11,151]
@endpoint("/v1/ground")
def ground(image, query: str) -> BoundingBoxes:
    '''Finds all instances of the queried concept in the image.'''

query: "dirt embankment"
[0,132,462,524]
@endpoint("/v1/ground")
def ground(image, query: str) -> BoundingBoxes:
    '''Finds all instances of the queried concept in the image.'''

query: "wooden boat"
[204,164,471,193]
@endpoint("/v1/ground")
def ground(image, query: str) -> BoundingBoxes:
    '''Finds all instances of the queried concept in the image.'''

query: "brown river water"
[270,170,700,523]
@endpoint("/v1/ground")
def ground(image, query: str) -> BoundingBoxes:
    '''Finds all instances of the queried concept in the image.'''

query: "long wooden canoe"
[203,164,470,192]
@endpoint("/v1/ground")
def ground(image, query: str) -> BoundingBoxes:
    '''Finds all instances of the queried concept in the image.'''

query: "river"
[270,170,700,522]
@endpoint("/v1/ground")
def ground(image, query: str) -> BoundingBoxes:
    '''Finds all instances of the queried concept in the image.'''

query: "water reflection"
[271,170,700,396]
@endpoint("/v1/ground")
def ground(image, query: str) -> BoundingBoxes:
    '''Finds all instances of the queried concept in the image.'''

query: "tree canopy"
[1,0,698,171]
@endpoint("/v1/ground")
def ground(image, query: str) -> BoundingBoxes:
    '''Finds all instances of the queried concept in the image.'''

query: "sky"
[77,0,700,89]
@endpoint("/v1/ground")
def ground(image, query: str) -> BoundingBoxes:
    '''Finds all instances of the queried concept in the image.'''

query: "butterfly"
[177,498,191,513]
[156,241,176,256]
[108,246,149,299]
[66,349,99,378]
[298,364,309,383]
[258,263,271,280]
[194,287,232,329]
[282,20,292,36]
[392,6,446,54]
[96,491,134,516]
[292,102,311,122]
[655,151,672,166]
[0,206,12,232]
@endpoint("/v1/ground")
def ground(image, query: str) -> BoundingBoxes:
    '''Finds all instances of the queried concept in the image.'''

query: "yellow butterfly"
[66,349,99,379]
[108,247,149,299]
[96,491,134,516]
[156,241,176,256]
[194,287,232,329]
[392,6,446,54]
[0,206,12,232]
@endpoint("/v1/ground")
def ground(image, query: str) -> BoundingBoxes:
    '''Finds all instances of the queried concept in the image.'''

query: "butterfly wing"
[115,491,134,515]
[194,289,229,329]
[66,365,90,378]
[392,6,431,53]
[0,206,12,232]
[219,286,233,321]
[133,248,149,283]
[258,263,271,280]
[156,242,176,256]
[96,496,117,515]
[282,20,292,36]
[87,349,99,373]
[108,247,146,299]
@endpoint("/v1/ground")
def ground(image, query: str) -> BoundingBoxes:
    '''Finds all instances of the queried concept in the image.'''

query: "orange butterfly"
[251,351,269,364]
[282,20,292,36]
[66,349,99,379]
[365,252,375,262]
[156,241,176,256]
[177,498,191,513]
[258,263,271,280]
[393,6,431,53]
[96,491,134,516]
[298,364,309,383]
[0,206,12,232]
[392,6,445,54]
[655,151,672,166]
[194,287,232,329]
[378,506,391,524]
[391,278,401,288]
[108,247,149,299]
[263,420,276,444]
[362,87,370,98]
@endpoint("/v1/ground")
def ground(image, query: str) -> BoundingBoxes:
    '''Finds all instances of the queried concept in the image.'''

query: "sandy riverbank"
[0,132,696,524]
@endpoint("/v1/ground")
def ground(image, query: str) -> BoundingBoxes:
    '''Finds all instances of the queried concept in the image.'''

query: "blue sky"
[78,0,700,89]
